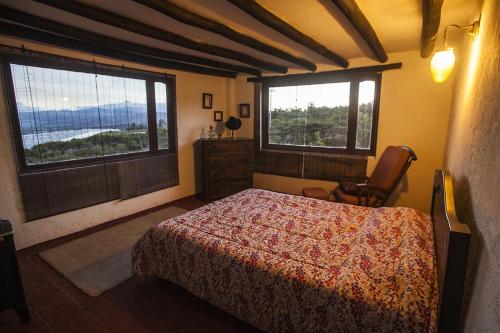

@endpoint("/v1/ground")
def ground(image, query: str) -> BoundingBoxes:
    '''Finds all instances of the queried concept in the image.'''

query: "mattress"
[132,188,438,332]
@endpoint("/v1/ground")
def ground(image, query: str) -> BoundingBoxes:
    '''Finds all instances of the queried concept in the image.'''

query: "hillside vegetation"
[269,103,373,148]
[25,127,168,165]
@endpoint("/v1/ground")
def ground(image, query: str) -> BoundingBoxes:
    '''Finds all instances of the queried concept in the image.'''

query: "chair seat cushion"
[302,187,329,201]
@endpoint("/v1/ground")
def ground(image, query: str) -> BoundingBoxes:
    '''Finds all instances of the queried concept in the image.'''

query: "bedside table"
[0,219,30,323]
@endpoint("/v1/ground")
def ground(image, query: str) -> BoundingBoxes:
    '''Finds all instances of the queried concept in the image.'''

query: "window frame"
[261,72,381,156]
[1,53,177,173]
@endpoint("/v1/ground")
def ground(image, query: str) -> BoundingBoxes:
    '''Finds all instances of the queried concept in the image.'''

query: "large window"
[262,73,380,155]
[3,55,176,171]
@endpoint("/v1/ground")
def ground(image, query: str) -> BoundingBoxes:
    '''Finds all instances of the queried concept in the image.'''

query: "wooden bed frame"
[431,169,471,332]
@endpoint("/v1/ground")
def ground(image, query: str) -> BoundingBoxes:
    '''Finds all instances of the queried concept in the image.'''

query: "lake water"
[22,128,120,149]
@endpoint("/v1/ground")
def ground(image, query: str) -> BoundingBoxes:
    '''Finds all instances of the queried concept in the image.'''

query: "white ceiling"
[0,0,479,74]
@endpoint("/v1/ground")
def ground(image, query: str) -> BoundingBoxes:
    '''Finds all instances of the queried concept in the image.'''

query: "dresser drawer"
[208,153,251,167]
[206,140,252,154]
[208,180,252,199]
[209,167,252,181]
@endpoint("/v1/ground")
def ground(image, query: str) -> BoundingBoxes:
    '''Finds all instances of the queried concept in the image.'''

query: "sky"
[269,80,375,110]
[11,64,149,111]
[11,63,373,114]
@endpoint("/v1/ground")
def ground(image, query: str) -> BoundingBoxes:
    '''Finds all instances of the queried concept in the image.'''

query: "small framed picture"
[214,111,223,121]
[202,93,213,109]
[239,103,250,118]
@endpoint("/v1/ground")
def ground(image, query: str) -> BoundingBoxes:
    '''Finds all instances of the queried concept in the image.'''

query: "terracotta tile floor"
[0,196,260,333]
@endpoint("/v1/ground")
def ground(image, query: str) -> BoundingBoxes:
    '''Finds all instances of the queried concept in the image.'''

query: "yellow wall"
[237,49,455,212]
[443,0,500,330]
[232,75,254,138]
[0,37,231,249]
[0,40,458,249]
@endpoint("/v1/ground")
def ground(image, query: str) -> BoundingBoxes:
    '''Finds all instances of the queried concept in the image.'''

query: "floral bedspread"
[132,189,438,332]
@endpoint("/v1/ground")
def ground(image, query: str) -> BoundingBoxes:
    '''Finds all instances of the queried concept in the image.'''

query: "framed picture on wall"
[214,111,223,121]
[239,103,250,118]
[202,93,213,109]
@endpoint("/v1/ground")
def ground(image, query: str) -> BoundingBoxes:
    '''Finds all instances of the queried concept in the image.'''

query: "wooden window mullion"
[146,80,158,152]
[346,80,360,153]
[369,73,382,155]
[261,83,270,150]
[166,78,177,153]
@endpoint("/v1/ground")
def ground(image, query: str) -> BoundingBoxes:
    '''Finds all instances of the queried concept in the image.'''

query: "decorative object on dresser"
[0,219,30,323]
[213,110,223,121]
[214,121,225,139]
[202,93,213,109]
[200,127,208,139]
[225,116,242,138]
[206,125,217,138]
[238,103,250,118]
[194,138,253,199]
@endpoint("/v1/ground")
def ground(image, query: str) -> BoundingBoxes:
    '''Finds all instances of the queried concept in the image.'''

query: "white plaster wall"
[444,0,500,330]
[0,37,230,249]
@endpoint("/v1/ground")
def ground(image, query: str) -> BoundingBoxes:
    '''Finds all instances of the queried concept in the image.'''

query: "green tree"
[268,104,350,148]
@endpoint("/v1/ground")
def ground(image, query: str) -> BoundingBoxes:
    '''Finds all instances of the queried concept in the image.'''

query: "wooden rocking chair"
[303,146,417,207]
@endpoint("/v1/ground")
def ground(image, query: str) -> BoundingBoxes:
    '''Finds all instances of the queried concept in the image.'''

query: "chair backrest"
[368,146,417,195]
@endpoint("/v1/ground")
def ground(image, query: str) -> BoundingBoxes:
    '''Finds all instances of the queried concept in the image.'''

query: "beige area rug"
[39,206,187,297]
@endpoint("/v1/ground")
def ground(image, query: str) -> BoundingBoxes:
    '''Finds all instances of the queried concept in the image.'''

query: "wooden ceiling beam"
[420,0,444,58]
[330,0,388,63]
[226,0,349,68]
[133,0,316,71]
[0,21,237,78]
[33,0,287,73]
[247,62,402,83]
[0,5,261,76]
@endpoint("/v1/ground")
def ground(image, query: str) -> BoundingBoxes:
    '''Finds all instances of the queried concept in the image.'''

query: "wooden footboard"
[431,169,471,332]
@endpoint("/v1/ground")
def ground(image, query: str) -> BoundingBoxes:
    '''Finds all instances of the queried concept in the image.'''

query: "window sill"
[19,149,177,175]
[261,143,375,157]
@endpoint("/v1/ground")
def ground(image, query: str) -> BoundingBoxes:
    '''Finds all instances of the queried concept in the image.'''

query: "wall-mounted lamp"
[430,20,480,83]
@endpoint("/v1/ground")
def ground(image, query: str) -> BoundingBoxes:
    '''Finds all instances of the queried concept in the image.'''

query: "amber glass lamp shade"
[430,48,455,83]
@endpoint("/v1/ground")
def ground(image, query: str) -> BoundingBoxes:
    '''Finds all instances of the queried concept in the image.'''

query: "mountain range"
[16,102,166,133]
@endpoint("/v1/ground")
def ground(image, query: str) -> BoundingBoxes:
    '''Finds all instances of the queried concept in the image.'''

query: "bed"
[132,170,470,332]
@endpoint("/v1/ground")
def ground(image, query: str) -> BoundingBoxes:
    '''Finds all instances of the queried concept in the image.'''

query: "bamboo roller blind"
[18,154,179,221]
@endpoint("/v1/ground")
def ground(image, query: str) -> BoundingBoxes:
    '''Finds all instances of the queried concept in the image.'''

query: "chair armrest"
[355,183,383,190]
[339,178,368,195]
[339,181,359,194]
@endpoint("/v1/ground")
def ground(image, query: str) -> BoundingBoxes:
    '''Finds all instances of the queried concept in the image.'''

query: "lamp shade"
[430,48,455,83]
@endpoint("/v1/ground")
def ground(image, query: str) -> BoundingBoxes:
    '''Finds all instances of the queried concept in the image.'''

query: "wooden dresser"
[195,138,253,199]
